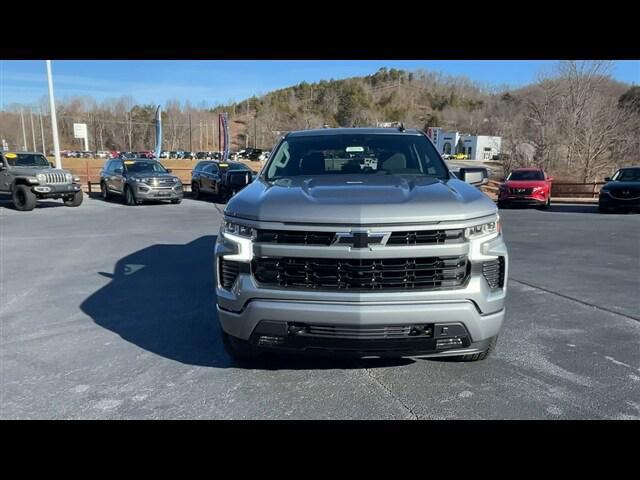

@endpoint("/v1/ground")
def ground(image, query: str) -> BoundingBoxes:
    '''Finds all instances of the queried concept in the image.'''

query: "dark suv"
[191,160,256,202]
[100,158,184,205]
[599,166,640,213]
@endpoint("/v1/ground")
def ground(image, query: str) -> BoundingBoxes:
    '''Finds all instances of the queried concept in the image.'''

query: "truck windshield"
[124,161,167,173]
[265,133,449,181]
[4,153,50,167]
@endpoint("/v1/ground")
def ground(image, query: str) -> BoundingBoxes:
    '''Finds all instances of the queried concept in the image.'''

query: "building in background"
[427,127,501,161]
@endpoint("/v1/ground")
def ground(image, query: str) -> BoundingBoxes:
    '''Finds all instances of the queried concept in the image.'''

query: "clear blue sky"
[1,60,638,108]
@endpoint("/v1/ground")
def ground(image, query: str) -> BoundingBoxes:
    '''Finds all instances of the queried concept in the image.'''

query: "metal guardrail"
[484,180,605,198]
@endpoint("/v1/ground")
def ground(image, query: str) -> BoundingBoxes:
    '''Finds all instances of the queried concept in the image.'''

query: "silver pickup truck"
[215,127,507,361]
[0,151,83,211]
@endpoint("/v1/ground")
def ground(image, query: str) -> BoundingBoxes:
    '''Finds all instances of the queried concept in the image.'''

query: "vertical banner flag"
[219,112,230,161]
[154,105,162,159]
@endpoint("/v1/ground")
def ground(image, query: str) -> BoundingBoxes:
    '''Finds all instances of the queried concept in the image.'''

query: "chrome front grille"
[254,228,465,246]
[44,172,68,184]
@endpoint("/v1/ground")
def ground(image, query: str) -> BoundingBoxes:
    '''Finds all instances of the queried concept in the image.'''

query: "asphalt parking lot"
[1,194,639,419]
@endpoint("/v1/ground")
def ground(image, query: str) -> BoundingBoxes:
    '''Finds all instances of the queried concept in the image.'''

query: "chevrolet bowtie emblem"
[333,231,387,248]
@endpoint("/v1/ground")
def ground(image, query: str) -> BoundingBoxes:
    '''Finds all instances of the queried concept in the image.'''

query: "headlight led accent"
[465,216,500,240]
[222,220,255,239]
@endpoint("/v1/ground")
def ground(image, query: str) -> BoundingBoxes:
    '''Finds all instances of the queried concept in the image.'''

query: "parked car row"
[98,157,257,206]
[495,165,640,213]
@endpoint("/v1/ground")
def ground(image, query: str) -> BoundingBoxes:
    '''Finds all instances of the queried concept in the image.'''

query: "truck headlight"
[36,173,47,183]
[73,176,80,183]
[465,216,500,240]
[221,221,255,262]
[222,220,255,239]
[65,172,73,182]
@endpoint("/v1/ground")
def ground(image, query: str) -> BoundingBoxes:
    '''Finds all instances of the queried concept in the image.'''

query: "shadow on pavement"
[499,203,601,214]
[80,235,410,370]
[0,196,67,210]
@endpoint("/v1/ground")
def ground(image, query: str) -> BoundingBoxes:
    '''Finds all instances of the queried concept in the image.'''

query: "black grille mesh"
[219,259,240,289]
[253,256,469,291]
[482,257,505,289]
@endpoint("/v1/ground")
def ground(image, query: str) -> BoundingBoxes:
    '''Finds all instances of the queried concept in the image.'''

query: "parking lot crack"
[511,278,640,323]
[361,368,419,420]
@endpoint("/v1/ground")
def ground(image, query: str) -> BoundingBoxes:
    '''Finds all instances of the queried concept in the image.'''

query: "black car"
[599,166,640,213]
[190,160,256,202]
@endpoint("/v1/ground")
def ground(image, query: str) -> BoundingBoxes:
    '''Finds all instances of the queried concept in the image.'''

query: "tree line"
[1,61,637,181]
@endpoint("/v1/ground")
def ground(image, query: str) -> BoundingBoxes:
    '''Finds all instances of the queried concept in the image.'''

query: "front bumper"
[499,195,546,206]
[218,301,503,358]
[214,223,508,356]
[32,183,82,198]
[135,184,184,200]
[599,193,640,211]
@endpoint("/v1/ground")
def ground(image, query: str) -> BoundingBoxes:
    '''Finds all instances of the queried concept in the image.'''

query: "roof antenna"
[398,122,405,132]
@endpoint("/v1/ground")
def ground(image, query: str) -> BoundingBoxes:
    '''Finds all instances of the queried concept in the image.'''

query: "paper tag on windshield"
[5,153,17,158]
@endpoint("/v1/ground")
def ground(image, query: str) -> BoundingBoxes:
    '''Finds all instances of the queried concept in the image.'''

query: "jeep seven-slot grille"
[219,258,240,289]
[387,229,464,245]
[252,256,469,291]
[482,257,505,289]
[45,172,68,184]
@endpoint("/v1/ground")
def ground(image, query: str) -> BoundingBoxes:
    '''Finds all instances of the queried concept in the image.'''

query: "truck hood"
[225,174,496,225]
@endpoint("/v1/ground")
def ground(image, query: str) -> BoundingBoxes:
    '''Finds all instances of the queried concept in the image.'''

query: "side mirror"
[604,177,611,182]
[458,167,489,186]
[547,176,554,182]
[166,169,172,173]
[49,161,55,168]
[114,168,123,174]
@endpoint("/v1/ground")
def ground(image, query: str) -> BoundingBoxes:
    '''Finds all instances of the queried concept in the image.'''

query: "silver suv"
[0,151,83,211]
[215,128,508,361]
[100,158,183,205]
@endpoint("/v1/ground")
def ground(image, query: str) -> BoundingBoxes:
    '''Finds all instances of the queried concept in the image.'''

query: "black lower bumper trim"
[249,321,471,357]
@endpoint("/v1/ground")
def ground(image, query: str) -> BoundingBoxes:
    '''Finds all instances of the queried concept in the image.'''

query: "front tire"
[64,191,83,207]
[191,182,200,199]
[171,198,182,204]
[101,181,111,200]
[599,204,614,214]
[453,336,498,362]
[12,185,37,211]
[540,197,551,210]
[221,330,261,363]
[124,185,137,206]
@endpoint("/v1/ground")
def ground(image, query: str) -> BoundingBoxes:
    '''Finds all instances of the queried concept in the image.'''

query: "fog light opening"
[256,335,285,346]
[436,337,464,350]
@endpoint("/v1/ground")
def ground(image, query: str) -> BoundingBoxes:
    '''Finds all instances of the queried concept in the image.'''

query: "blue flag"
[154,105,162,159]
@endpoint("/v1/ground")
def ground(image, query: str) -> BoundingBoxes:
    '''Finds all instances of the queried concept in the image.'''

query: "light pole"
[30,107,37,151]
[39,110,46,153]
[20,108,27,151]
[46,60,62,169]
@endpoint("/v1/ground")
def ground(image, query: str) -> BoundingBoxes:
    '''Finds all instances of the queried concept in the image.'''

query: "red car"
[498,168,553,209]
